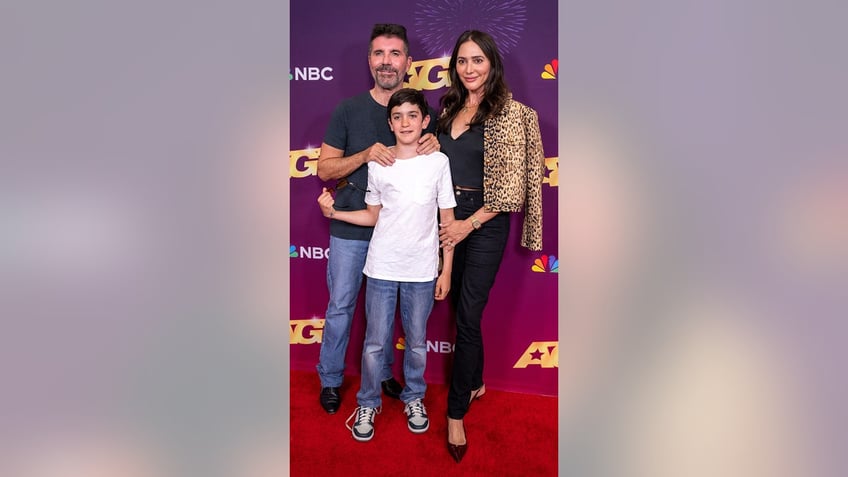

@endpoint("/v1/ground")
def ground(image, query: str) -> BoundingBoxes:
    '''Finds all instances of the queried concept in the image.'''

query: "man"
[316,23,439,414]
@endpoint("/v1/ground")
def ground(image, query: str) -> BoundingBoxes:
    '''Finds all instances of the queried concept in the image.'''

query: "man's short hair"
[387,88,429,119]
[370,23,409,55]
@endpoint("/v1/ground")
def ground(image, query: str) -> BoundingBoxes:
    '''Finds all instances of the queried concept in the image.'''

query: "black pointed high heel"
[447,418,467,463]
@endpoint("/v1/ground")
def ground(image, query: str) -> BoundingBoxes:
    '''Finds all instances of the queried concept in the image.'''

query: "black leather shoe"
[381,378,403,400]
[319,387,341,414]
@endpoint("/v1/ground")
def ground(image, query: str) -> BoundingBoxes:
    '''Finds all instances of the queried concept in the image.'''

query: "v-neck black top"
[438,122,484,189]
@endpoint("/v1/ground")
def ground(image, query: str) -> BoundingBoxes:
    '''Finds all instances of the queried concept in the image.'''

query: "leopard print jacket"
[482,97,545,250]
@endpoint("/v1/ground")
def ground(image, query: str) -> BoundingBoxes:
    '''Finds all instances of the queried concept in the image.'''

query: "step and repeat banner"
[290,0,558,396]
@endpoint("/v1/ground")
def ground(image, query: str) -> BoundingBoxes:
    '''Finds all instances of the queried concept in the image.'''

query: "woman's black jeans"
[447,189,510,419]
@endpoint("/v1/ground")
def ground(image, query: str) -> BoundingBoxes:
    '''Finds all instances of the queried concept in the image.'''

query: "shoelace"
[346,406,380,431]
[405,400,426,418]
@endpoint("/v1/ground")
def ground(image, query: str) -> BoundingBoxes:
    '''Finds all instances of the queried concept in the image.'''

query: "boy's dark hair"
[370,23,409,55]
[387,88,430,120]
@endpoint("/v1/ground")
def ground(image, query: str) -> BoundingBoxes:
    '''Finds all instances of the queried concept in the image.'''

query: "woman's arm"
[438,207,498,249]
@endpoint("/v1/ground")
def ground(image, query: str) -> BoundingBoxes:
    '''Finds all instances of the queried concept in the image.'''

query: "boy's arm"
[435,207,455,300]
[317,188,381,226]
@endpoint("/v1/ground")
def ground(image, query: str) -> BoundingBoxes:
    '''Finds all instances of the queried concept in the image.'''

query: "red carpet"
[290,369,557,476]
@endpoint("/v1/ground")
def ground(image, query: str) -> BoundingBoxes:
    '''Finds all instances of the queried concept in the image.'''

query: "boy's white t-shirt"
[363,151,456,282]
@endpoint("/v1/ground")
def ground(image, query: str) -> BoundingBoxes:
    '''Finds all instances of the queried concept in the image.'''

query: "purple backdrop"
[289,0,558,396]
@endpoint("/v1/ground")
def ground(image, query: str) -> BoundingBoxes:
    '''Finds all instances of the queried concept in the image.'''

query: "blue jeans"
[317,236,394,388]
[356,277,435,408]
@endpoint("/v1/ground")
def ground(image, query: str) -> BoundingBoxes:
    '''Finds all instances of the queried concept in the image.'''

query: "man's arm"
[317,142,396,181]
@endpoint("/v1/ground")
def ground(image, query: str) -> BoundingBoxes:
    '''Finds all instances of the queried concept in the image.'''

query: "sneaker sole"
[352,431,374,442]
[408,422,429,433]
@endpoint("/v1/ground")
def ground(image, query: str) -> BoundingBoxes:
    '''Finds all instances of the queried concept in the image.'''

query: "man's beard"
[374,67,402,90]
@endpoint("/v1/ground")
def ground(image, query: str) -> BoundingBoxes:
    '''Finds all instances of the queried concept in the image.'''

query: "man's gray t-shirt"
[323,91,437,241]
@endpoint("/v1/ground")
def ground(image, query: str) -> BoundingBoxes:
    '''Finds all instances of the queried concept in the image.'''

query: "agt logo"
[404,57,450,90]
[514,341,558,368]
[541,59,558,80]
[396,337,455,354]
[544,157,558,187]
[290,66,334,81]
[290,318,324,344]
[290,244,330,260]
[290,148,320,178]
[531,254,558,273]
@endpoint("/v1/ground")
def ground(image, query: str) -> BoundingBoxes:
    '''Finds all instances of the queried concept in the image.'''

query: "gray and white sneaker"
[403,398,429,433]
[346,406,380,442]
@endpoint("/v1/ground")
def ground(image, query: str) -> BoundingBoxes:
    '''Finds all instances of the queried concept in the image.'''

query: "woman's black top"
[438,122,484,189]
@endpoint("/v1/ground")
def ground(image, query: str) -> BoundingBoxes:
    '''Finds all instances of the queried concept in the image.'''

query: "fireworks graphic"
[414,0,528,56]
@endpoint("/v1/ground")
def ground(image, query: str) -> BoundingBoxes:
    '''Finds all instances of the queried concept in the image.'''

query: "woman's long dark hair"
[437,30,510,134]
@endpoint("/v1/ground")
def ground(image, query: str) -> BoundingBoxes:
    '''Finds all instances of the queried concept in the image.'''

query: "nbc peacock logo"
[541,59,557,80]
[289,245,298,258]
[531,254,558,273]
[396,337,407,350]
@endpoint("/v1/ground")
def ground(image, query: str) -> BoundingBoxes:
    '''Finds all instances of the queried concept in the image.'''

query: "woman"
[436,30,545,463]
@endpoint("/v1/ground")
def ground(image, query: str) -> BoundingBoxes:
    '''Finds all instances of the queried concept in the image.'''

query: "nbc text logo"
[396,337,455,354]
[514,341,558,368]
[290,66,334,81]
[291,244,330,260]
[290,319,324,344]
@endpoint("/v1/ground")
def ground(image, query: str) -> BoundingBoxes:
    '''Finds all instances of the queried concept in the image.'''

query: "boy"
[317,88,455,442]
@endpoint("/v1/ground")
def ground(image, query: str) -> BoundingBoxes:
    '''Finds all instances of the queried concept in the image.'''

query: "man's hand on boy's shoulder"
[365,142,396,167]
[416,133,440,156]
